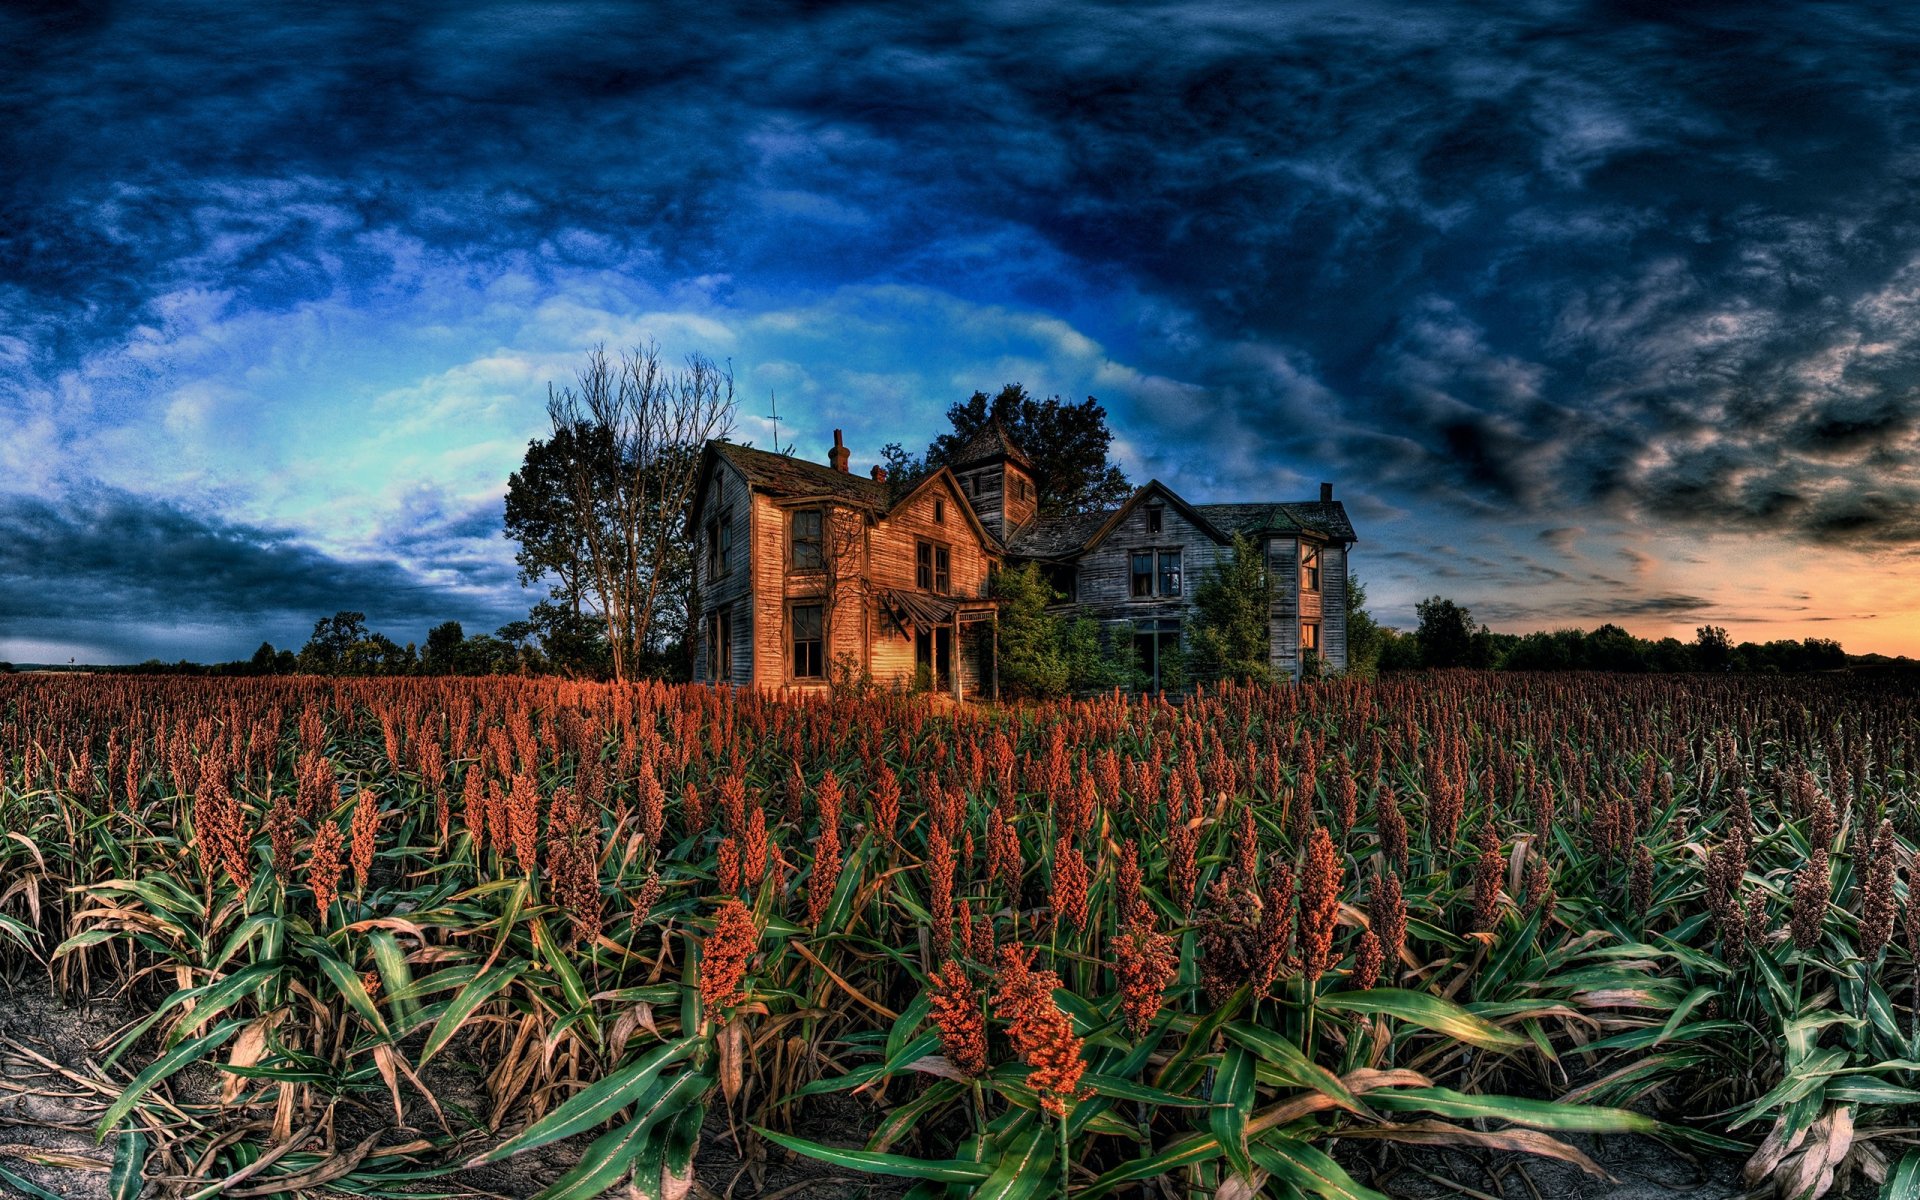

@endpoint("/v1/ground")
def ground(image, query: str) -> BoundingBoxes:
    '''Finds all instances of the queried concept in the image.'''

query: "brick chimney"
[829,429,850,473]
[870,464,888,482]
[1319,481,1333,502]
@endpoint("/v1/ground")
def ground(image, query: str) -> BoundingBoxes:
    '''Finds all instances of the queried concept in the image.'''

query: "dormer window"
[1146,505,1163,534]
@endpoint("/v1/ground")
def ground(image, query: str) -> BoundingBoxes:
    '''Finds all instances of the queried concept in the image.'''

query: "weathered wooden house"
[687,423,1356,696]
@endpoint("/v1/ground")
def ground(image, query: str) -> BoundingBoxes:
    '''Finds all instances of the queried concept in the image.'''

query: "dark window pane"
[1159,550,1182,596]
[792,509,823,570]
[916,542,932,589]
[1147,506,1162,534]
[1131,552,1153,597]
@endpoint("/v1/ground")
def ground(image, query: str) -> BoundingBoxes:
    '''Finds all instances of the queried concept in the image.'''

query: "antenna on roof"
[766,390,794,456]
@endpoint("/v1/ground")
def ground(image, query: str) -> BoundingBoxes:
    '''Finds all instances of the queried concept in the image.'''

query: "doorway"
[915,625,953,694]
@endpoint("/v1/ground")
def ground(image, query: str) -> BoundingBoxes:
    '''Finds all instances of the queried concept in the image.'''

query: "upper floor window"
[1132,549,1181,598]
[706,509,733,577]
[1302,545,1321,592]
[791,508,824,571]
[791,604,824,678]
[917,540,951,593]
[934,498,946,524]
[1146,505,1163,535]
[1157,548,1182,597]
[1302,620,1321,652]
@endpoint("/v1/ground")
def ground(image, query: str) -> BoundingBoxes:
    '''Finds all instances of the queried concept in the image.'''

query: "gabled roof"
[709,441,888,507]
[883,465,996,550]
[1080,481,1231,555]
[948,419,1033,471]
[1193,501,1356,543]
[999,484,1358,561]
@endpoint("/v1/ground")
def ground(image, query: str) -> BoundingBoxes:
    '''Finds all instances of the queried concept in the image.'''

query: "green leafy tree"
[912,384,1132,516]
[993,563,1069,699]
[1694,624,1733,671]
[1344,574,1385,679]
[298,612,370,676]
[1414,596,1478,668]
[421,621,466,674]
[1062,613,1143,693]
[1189,532,1272,684]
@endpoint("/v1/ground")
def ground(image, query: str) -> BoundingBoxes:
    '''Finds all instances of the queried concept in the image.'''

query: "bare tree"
[545,342,736,683]
[817,501,874,691]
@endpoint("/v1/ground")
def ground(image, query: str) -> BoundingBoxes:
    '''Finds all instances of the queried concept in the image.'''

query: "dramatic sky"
[7,1,1920,662]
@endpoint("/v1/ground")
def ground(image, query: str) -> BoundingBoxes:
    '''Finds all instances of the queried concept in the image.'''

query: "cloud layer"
[7,2,1920,657]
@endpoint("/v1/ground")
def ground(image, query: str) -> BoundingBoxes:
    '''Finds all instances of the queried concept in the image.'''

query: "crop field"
[1,671,1917,1199]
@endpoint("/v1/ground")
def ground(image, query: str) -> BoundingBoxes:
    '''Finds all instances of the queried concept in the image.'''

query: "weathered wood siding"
[693,460,753,686]
[1322,543,1348,672]
[865,476,996,690]
[1267,534,1301,680]
[955,459,1036,542]
[1074,498,1226,632]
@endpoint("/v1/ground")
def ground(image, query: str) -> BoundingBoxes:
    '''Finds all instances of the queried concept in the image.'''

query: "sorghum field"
[2,671,1916,1199]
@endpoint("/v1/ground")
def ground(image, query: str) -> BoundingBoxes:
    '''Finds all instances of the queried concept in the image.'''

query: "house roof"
[1193,501,1357,543]
[1004,510,1111,558]
[1000,486,1358,561]
[948,420,1034,470]
[709,441,889,507]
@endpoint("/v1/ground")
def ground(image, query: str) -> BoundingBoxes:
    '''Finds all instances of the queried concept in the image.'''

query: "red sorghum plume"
[349,789,380,893]
[1114,913,1177,1036]
[717,836,742,894]
[743,804,770,886]
[267,791,298,885]
[630,870,664,921]
[1376,784,1407,875]
[1299,826,1343,983]
[508,771,541,876]
[309,821,345,920]
[1470,821,1502,933]
[927,959,988,1077]
[1524,853,1555,926]
[1351,929,1384,991]
[1255,868,1294,995]
[991,945,1086,1117]
[1369,868,1406,981]
[1231,806,1259,888]
[1790,846,1830,951]
[807,770,845,927]
[871,766,901,844]
[1198,875,1266,1005]
[971,907,998,963]
[1860,819,1897,959]
[700,900,759,1022]
[928,823,956,953]
[1628,844,1653,922]
[1167,813,1198,912]
[1117,842,1144,921]
[1052,836,1090,936]
[461,765,487,856]
[545,786,602,946]
[195,760,252,886]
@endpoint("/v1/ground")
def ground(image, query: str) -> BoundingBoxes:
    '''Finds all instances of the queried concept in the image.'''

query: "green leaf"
[1212,1042,1258,1184]
[753,1127,993,1183]
[470,1037,698,1166]
[1651,985,1718,1049]
[1080,1072,1208,1108]
[974,1126,1056,1200]
[0,1162,66,1200]
[1368,1087,1657,1133]
[1882,1149,1920,1200]
[307,941,393,1043]
[1251,1134,1393,1200]
[533,1067,711,1200]
[1226,1021,1365,1113]
[95,1018,247,1139]
[1080,1131,1227,1198]
[1319,989,1527,1051]
[420,962,524,1065]
[108,1131,147,1200]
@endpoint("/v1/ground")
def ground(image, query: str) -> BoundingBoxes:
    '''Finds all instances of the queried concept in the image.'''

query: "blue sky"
[6,1,1920,662]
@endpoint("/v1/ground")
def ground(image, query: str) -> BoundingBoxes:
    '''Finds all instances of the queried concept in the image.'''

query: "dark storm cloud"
[0,487,522,658]
[11,0,1920,653]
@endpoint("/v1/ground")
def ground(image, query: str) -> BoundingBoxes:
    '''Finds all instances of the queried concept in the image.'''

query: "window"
[1131,549,1182,599]
[1302,621,1320,653]
[1146,505,1163,534]
[917,541,951,594]
[791,604,824,678]
[706,608,733,681]
[791,508,823,571]
[1302,545,1321,592]
[706,508,733,577]
[1133,618,1183,692]
[1130,551,1154,598]
[934,498,946,524]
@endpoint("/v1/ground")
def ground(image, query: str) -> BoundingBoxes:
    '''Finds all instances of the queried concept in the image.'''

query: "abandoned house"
[685,423,1356,697]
